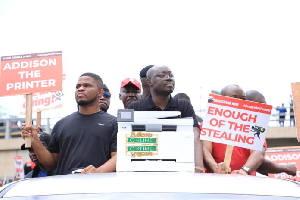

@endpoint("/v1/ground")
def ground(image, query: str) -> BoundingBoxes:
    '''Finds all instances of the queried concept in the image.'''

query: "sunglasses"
[103,92,111,99]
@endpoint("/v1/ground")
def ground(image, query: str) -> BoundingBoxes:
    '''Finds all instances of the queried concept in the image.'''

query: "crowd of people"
[2,64,295,185]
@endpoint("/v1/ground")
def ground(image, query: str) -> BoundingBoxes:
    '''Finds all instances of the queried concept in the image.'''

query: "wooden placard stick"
[37,111,41,132]
[25,93,33,148]
[223,145,234,173]
[291,82,300,142]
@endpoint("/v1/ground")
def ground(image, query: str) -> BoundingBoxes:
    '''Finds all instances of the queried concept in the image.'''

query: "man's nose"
[165,74,173,80]
[128,92,135,96]
[77,85,84,91]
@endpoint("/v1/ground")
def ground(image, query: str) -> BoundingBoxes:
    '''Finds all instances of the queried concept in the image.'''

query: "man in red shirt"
[202,85,264,175]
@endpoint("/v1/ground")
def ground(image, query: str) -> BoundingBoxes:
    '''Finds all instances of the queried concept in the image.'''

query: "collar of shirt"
[145,94,178,110]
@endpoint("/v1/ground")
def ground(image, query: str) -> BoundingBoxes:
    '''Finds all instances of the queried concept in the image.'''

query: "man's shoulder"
[128,98,146,110]
[60,111,78,118]
[177,98,192,105]
[54,112,77,126]
[176,99,193,109]
[174,98,196,118]
[100,111,117,121]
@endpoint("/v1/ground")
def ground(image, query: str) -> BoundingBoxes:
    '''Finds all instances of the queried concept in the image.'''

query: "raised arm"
[22,124,58,170]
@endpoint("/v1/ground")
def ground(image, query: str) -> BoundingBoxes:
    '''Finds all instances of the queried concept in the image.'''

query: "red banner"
[0,51,63,96]
[265,147,300,181]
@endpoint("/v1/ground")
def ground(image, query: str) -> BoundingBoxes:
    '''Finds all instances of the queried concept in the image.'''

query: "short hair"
[174,93,190,101]
[140,65,154,78]
[221,84,241,96]
[79,72,103,89]
[103,84,109,93]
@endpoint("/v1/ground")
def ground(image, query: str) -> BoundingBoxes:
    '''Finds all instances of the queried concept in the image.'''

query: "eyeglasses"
[103,92,111,99]
[154,73,174,79]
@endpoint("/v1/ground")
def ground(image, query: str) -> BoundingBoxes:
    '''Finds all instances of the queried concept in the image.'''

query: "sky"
[0,0,299,123]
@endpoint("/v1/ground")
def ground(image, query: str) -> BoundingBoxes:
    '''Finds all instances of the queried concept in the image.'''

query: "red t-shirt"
[200,123,267,175]
[211,142,253,175]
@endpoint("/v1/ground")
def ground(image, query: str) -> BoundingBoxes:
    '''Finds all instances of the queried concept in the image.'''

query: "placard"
[201,93,272,151]
[0,51,62,96]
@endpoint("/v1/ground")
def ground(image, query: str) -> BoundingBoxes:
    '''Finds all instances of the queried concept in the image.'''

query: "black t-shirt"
[128,94,199,127]
[47,111,118,175]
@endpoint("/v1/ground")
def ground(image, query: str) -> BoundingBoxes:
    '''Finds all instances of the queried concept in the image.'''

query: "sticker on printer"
[125,132,158,157]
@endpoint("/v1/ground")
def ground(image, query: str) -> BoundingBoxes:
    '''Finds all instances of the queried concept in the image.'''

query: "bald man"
[128,65,205,173]
[202,85,264,175]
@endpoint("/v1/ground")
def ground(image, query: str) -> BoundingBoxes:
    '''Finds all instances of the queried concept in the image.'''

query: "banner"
[201,93,272,151]
[265,147,300,181]
[0,51,63,96]
[19,91,64,115]
[19,74,66,114]
[14,156,25,179]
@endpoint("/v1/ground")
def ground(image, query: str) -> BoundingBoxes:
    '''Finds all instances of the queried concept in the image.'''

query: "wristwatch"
[241,166,251,174]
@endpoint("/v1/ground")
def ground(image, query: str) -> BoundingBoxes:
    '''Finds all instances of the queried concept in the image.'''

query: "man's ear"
[119,93,122,100]
[147,78,152,86]
[98,89,104,97]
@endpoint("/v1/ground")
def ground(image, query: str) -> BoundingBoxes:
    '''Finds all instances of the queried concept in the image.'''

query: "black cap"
[139,65,154,78]
[103,84,110,93]
[21,132,51,150]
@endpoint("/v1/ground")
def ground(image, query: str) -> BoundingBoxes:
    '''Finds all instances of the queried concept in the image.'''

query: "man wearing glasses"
[128,65,205,173]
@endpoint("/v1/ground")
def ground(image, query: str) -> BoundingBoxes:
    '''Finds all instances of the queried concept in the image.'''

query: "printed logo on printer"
[126,132,158,157]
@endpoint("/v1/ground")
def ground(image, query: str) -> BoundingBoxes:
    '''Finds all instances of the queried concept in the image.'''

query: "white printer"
[116,109,195,172]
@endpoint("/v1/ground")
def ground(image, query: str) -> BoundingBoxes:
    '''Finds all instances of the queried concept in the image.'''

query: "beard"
[157,88,173,96]
[100,105,109,112]
[76,94,98,106]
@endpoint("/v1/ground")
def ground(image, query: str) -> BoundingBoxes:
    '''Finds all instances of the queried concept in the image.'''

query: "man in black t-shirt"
[22,73,118,175]
[128,65,205,173]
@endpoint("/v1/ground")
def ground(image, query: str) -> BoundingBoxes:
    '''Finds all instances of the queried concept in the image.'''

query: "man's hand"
[81,165,103,174]
[231,169,248,175]
[22,123,39,143]
[37,125,43,132]
[285,164,297,176]
[195,166,205,173]
[213,162,231,174]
